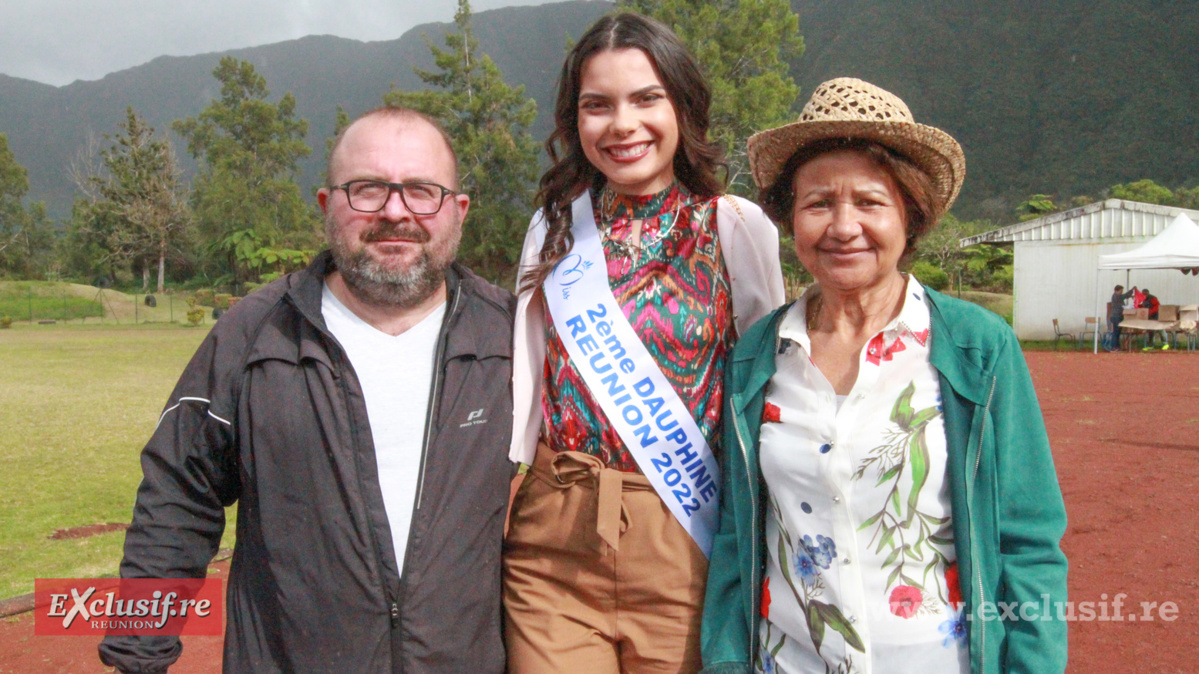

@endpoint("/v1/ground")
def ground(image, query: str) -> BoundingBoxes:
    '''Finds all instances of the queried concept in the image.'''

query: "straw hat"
[747,77,966,213]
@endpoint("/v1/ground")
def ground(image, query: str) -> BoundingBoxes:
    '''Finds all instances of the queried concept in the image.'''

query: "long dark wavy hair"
[518,12,726,293]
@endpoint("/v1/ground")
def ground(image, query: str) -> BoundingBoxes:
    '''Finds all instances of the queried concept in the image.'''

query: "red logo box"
[34,578,223,636]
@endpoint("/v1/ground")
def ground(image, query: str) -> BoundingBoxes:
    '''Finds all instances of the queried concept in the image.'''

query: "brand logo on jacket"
[459,408,488,428]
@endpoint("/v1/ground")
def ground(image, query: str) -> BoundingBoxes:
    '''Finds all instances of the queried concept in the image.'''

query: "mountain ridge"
[1,0,1195,224]
[0,1,611,220]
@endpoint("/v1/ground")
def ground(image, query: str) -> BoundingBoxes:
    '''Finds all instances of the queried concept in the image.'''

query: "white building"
[961,199,1199,340]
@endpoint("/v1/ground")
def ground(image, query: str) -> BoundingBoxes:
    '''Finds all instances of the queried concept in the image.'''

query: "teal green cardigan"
[701,288,1068,674]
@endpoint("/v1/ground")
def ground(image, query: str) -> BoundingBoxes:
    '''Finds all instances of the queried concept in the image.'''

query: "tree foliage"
[1176,186,1199,210]
[620,0,804,195]
[907,214,1012,292]
[322,105,352,187]
[1015,194,1059,222]
[1014,177,1199,217]
[909,260,950,291]
[174,57,319,289]
[913,214,978,279]
[384,0,539,285]
[70,108,191,291]
[0,133,54,279]
[1108,178,1175,206]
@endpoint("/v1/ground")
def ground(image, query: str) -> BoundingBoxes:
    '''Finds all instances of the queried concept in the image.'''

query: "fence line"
[7,287,215,327]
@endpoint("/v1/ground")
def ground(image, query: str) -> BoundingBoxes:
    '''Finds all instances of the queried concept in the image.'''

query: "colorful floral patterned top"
[756,278,967,674]
[541,183,733,472]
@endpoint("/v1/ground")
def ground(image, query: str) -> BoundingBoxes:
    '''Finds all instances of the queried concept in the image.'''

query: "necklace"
[597,186,683,266]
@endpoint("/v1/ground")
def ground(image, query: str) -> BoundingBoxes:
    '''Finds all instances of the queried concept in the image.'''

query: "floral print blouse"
[756,278,967,674]
[541,182,733,471]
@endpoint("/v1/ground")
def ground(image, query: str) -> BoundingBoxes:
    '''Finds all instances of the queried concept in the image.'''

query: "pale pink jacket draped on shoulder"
[508,194,786,464]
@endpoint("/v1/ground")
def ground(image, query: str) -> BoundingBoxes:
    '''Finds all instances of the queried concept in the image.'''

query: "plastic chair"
[1052,319,1075,351]
[1179,324,1197,350]
[1178,308,1198,350]
[1077,317,1099,350]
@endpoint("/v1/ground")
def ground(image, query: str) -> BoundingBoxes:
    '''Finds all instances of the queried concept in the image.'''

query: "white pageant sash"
[542,193,721,557]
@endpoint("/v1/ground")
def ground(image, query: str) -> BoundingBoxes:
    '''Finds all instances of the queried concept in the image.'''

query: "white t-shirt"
[321,283,446,575]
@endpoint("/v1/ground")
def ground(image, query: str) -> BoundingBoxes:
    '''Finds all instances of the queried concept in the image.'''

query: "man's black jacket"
[100,252,515,673]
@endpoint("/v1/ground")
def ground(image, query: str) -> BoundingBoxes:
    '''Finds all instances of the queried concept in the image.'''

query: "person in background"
[1140,288,1160,320]
[503,12,784,673]
[100,108,515,673]
[702,78,1068,674]
[1139,288,1167,349]
[1107,284,1135,351]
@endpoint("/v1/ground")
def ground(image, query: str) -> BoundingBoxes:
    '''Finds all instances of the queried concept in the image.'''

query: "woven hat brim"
[747,120,966,214]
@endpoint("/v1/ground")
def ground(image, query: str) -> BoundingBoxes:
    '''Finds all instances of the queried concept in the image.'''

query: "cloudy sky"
[1,0,564,87]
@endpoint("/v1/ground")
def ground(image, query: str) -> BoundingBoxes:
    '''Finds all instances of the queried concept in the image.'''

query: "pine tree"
[174,57,319,289]
[323,105,352,184]
[384,0,539,285]
[72,108,190,292]
[620,0,804,195]
[0,133,54,279]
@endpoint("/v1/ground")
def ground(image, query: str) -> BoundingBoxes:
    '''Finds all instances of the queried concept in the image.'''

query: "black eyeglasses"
[333,180,457,215]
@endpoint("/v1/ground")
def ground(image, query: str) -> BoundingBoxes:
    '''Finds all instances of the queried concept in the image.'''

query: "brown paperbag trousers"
[503,445,708,673]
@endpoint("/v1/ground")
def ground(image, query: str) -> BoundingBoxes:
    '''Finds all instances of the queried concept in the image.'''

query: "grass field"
[954,289,1013,324]
[0,281,218,326]
[0,281,103,322]
[0,324,235,599]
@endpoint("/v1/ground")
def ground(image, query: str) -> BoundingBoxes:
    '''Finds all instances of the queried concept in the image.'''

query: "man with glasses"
[100,108,514,673]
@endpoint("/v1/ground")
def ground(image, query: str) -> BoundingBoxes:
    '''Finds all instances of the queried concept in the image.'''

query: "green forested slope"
[790,0,1199,219]
[0,0,1194,222]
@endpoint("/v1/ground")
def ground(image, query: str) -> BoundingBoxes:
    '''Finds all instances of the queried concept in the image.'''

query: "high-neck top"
[540,182,734,471]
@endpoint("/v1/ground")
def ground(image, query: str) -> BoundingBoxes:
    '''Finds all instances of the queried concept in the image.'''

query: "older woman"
[701,79,1068,673]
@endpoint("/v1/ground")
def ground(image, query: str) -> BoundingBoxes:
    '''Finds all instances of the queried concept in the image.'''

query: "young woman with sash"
[504,12,785,673]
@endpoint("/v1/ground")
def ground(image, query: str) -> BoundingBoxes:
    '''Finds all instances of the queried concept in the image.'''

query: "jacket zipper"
[414,285,462,510]
[302,287,446,644]
[973,375,996,674]
[325,338,405,637]
[730,402,759,654]
[973,377,994,482]
[391,284,462,652]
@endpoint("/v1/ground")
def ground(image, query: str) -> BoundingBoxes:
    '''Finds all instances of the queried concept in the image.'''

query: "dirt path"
[1027,349,1198,672]
[1,349,1195,671]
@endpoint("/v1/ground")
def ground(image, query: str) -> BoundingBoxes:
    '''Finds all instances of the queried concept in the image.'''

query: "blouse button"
[819,443,833,454]
[832,496,841,503]
[843,557,851,564]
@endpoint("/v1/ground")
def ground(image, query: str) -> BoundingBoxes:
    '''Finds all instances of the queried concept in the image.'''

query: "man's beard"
[327,214,462,309]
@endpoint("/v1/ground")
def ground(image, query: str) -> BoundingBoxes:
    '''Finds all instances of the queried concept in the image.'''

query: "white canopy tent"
[1092,212,1199,352]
